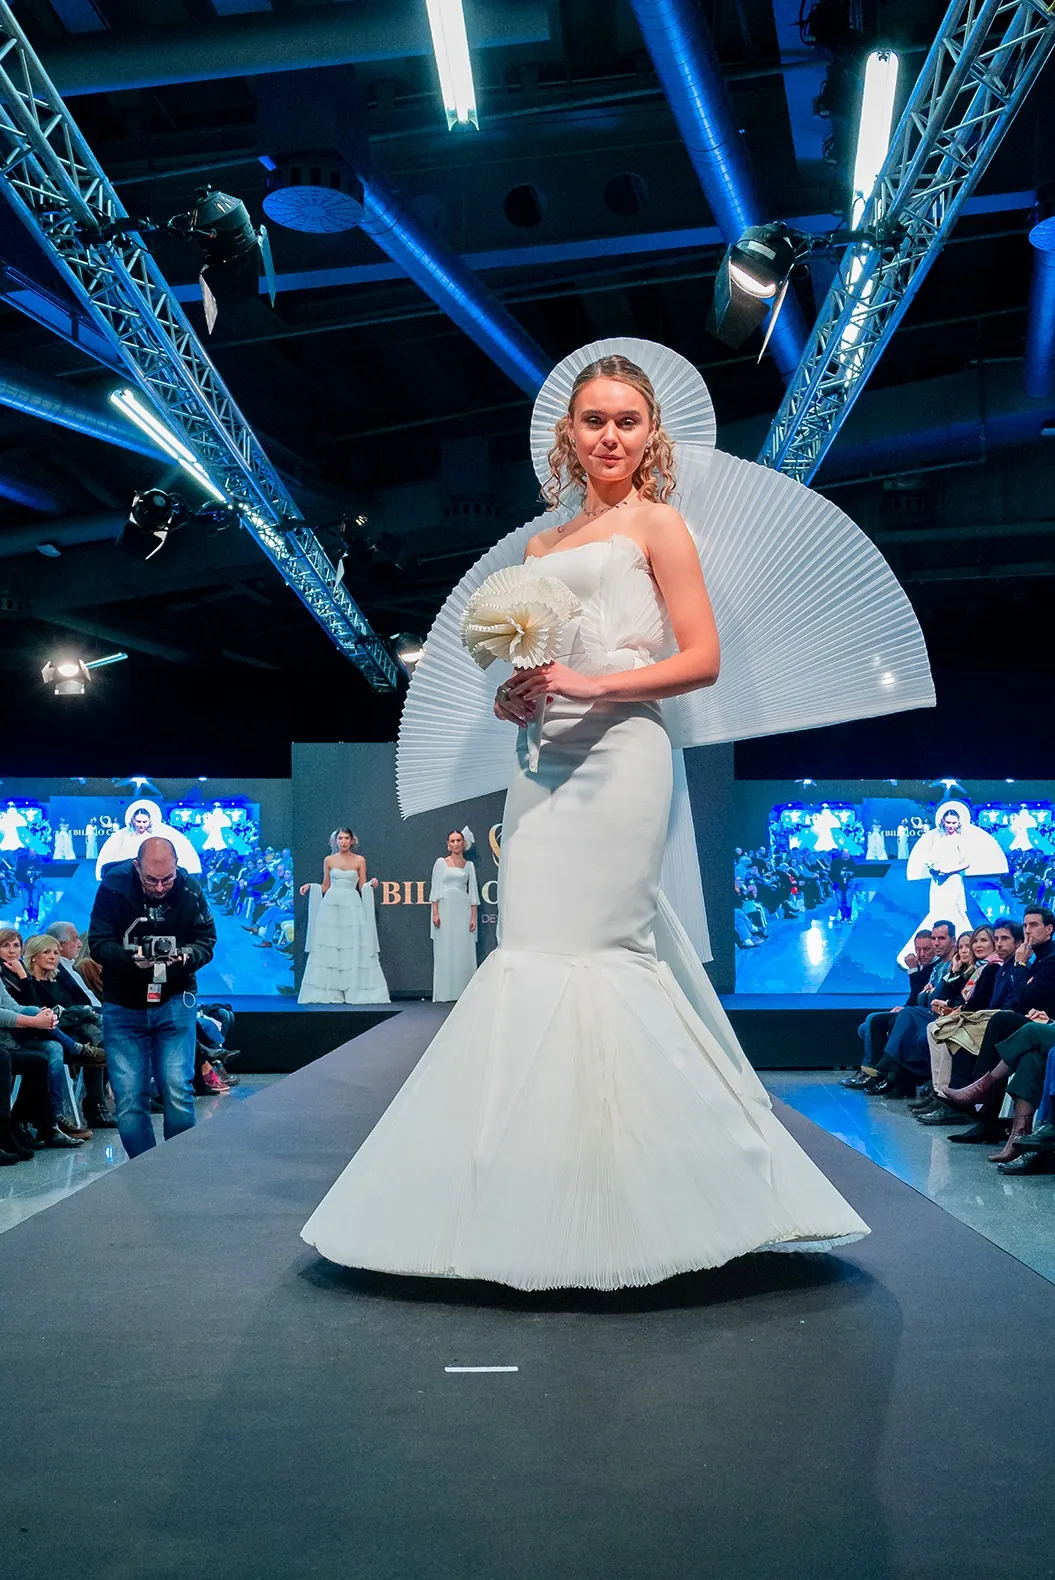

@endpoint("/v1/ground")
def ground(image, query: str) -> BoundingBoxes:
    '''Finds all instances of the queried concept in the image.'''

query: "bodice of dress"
[434,862,472,895]
[529,534,669,678]
[329,866,361,890]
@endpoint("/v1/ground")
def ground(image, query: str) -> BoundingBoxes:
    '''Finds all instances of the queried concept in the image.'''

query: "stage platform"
[222,993,876,1075]
[1,1007,1052,1580]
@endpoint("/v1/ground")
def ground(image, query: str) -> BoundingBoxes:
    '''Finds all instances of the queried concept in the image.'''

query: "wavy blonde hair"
[25,933,58,980]
[541,354,676,509]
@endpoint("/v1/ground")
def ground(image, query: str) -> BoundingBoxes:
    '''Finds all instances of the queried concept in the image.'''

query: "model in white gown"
[298,838,390,1005]
[865,822,888,862]
[52,821,75,861]
[302,338,934,1290]
[430,838,480,1002]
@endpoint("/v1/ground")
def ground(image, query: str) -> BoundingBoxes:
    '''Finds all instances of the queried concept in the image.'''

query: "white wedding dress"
[429,858,480,1002]
[298,869,390,1005]
[301,536,869,1288]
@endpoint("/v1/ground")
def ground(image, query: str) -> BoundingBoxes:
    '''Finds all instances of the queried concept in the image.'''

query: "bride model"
[302,339,935,1290]
[429,830,480,1002]
[298,829,390,1005]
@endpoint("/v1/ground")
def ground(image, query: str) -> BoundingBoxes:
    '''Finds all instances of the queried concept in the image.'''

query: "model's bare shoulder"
[523,529,552,560]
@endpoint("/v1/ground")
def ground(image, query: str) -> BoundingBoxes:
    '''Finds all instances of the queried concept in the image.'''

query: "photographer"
[88,837,217,1159]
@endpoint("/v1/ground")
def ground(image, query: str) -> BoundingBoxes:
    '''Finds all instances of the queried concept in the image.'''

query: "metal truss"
[761,0,1055,483]
[0,3,399,690]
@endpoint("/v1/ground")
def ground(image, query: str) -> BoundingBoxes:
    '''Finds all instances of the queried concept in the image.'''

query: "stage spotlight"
[852,50,900,228]
[708,223,812,353]
[120,489,187,561]
[394,634,425,671]
[425,0,478,129]
[42,651,127,696]
[168,187,276,331]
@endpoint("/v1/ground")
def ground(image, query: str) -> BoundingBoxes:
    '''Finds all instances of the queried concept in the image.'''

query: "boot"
[944,1063,1006,1110]
[989,1100,1034,1163]
[0,1122,33,1161]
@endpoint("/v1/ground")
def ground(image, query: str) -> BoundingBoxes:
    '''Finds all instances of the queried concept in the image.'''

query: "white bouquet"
[460,564,581,671]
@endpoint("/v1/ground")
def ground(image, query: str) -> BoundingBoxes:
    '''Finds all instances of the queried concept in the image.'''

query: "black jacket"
[88,861,217,1009]
[1012,938,1055,1017]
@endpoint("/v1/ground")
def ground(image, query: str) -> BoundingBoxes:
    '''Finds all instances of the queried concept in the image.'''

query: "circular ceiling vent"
[263,153,364,233]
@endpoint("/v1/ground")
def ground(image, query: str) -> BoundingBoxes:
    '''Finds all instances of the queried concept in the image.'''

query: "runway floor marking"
[444,1366,519,1374]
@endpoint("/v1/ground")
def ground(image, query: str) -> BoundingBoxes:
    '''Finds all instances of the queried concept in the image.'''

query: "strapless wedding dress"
[302,537,868,1289]
[298,867,390,1005]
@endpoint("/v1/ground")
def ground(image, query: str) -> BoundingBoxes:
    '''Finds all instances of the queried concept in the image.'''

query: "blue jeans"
[857,1011,896,1072]
[103,998,197,1159]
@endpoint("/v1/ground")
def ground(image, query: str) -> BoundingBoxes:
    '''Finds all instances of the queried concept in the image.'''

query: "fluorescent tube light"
[425,0,478,129]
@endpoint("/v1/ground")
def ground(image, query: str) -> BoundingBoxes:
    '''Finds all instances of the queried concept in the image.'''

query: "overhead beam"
[169,192,1033,305]
[39,2,550,96]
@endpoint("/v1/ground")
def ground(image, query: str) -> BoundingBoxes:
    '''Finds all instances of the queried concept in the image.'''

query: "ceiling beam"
[39,2,551,96]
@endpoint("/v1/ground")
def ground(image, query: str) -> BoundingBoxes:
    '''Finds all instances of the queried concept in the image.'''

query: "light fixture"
[393,633,425,672]
[120,489,186,561]
[425,0,478,129]
[110,388,229,503]
[851,50,900,229]
[168,187,277,330]
[42,651,128,696]
[708,223,813,352]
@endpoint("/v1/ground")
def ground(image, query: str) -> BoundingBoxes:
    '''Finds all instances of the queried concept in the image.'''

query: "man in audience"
[44,920,117,1129]
[939,905,1055,1144]
[858,920,957,1096]
[88,836,216,1159]
[840,927,941,1092]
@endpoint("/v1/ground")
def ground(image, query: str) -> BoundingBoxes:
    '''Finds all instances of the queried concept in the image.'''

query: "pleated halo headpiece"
[529,336,718,491]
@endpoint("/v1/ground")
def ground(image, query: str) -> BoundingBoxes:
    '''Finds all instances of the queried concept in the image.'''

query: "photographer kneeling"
[88,837,217,1159]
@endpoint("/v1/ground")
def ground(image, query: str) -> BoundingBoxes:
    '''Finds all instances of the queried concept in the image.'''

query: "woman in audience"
[0,972,81,1153]
[20,933,104,1139]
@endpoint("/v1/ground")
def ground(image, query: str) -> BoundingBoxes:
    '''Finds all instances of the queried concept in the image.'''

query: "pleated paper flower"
[461,565,581,670]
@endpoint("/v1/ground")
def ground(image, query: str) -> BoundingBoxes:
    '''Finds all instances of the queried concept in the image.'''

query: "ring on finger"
[498,685,511,703]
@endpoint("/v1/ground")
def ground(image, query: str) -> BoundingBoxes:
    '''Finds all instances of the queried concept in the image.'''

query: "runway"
[1,1005,1052,1580]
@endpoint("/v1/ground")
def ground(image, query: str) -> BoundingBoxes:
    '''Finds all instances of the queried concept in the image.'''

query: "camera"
[138,935,178,961]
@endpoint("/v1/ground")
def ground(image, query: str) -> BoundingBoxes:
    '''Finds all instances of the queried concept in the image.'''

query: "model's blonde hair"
[541,354,676,509]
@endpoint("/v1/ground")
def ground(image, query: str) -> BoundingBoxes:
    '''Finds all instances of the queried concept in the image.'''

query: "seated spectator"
[938,905,1055,1144]
[1006,1040,1055,1173]
[841,929,937,1090]
[855,920,957,1097]
[44,920,117,1130]
[0,971,82,1154]
[21,934,106,1139]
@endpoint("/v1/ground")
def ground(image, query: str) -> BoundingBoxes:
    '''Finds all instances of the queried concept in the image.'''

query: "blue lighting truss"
[760,0,1055,483]
[0,3,399,690]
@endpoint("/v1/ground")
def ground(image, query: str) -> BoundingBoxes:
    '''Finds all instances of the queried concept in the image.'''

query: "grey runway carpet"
[1,1004,1052,1580]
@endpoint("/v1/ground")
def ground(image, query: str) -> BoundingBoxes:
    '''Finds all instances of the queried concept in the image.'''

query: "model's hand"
[469,916,476,933]
[432,908,440,929]
[299,883,310,896]
[507,663,603,705]
[370,877,378,888]
[493,680,535,726]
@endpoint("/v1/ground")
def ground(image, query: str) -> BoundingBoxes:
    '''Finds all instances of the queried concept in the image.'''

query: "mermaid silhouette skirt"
[301,691,868,1290]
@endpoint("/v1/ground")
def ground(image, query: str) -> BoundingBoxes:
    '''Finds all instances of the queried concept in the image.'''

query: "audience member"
[44,920,117,1129]
[0,972,82,1155]
[915,918,1022,1126]
[840,929,936,1090]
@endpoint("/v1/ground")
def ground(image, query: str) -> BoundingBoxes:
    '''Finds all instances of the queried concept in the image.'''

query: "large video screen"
[733,779,1054,995]
[0,776,292,996]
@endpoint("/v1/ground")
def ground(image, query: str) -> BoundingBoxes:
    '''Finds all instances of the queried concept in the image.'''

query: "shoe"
[39,1129,84,1148]
[997,1150,1055,1175]
[56,1117,93,1141]
[1015,1121,1055,1152]
[908,1083,935,1112]
[212,1065,239,1087]
[83,1105,118,1130]
[948,1122,1005,1144]
[0,1144,19,1166]
[0,1126,33,1161]
[917,1103,970,1126]
[200,1066,229,1094]
[11,1122,43,1151]
[839,1072,874,1090]
[863,1077,904,1097]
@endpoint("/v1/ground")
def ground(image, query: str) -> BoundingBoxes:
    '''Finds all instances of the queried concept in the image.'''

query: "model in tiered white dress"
[429,833,480,1002]
[301,339,934,1290]
[298,836,389,1005]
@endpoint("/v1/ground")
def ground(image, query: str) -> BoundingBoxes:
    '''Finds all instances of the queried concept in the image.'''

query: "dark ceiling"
[0,0,1053,778]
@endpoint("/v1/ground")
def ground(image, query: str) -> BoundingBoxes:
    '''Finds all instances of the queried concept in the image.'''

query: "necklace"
[557,495,634,534]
